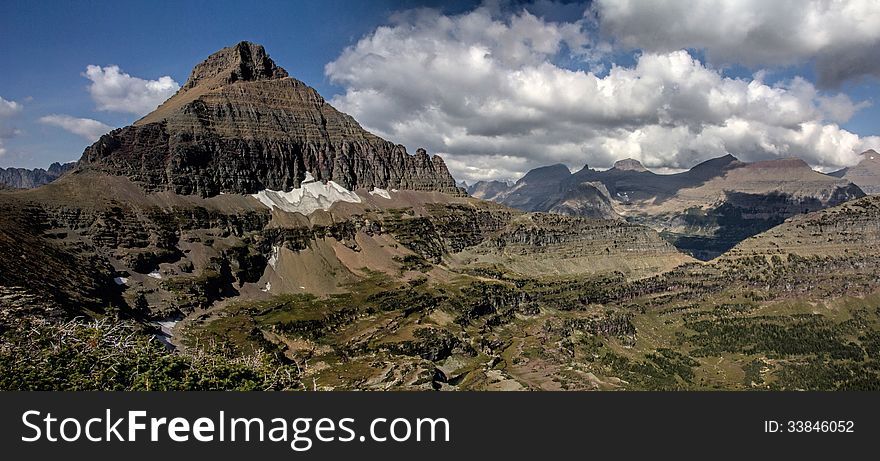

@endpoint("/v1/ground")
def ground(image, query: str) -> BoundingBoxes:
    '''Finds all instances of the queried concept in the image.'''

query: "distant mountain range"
[469,154,867,259]
[0,162,75,189]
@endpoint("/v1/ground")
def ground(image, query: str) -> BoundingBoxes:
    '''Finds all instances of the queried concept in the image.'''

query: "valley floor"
[175,253,880,391]
[5,251,878,391]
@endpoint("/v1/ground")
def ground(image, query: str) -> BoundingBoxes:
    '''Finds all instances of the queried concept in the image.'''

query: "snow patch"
[261,281,272,293]
[153,318,179,350]
[369,188,392,199]
[157,320,177,334]
[147,270,162,279]
[251,172,361,215]
[113,277,128,286]
[267,245,280,269]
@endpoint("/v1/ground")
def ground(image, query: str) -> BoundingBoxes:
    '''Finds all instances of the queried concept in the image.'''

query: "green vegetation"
[683,315,865,359]
[0,317,300,390]
[393,254,433,272]
[162,269,230,311]
[169,252,880,390]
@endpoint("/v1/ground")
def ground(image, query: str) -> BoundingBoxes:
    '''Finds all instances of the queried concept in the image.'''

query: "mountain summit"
[180,41,289,91]
[612,158,648,172]
[829,149,880,194]
[80,41,461,197]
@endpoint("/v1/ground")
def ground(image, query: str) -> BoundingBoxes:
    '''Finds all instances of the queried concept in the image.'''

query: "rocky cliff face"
[0,162,75,189]
[78,42,462,197]
[724,194,880,259]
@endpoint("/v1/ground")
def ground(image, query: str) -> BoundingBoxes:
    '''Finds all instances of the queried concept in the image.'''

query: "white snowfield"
[252,172,362,215]
[369,188,392,199]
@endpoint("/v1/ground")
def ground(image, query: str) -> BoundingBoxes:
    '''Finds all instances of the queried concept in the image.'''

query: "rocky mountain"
[609,158,647,172]
[829,149,880,194]
[78,41,462,197]
[476,155,865,259]
[488,164,572,212]
[0,162,75,189]
[470,164,618,219]
[466,180,510,200]
[546,180,617,219]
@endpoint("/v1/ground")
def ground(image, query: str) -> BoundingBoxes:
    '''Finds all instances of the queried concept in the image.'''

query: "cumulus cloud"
[325,5,879,183]
[0,96,22,118]
[39,114,113,142]
[0,96,25,158]
[594,0,880,87]
[84,65,180,116]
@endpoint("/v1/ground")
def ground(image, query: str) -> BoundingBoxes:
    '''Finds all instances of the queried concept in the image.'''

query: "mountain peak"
[612,158,647,172]
[748,157,811,170]
[689,154,740,172]
[831,149,880,194]
[181,41,289,93]
[861,149,879,161]
[84,42,461,197]
[518,164,571,185]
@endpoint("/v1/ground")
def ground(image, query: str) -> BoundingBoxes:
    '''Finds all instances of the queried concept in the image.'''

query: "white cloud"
[0,96,25,158]
[39,114,113,142]
[0,96,22,118]
[84,65,180,116]
[594,0,880,86]
[325,6,879,183]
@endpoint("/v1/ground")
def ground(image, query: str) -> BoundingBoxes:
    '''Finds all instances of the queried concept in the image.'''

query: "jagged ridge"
[0,162,75,189]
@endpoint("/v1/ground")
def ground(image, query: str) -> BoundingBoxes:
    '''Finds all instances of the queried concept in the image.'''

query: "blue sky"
[0,0,480,168]
[2,0,879,182]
